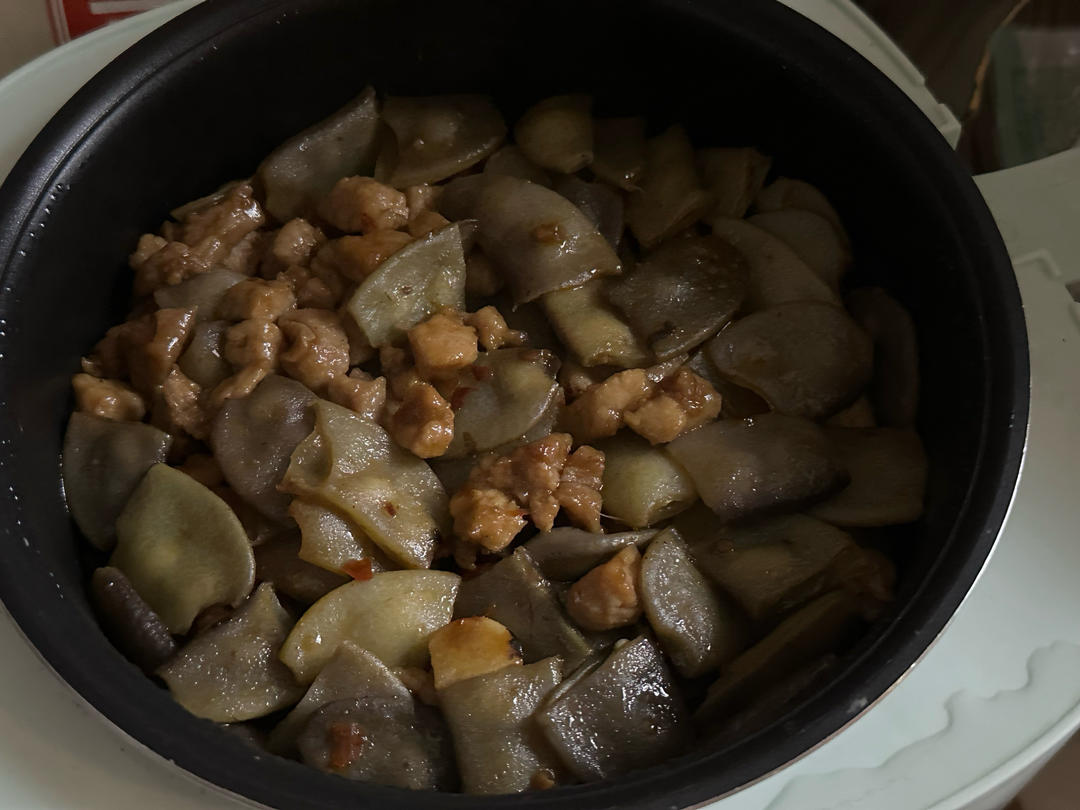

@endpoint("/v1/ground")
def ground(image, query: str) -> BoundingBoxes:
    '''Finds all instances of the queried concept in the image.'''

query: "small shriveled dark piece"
[90,566,177,674]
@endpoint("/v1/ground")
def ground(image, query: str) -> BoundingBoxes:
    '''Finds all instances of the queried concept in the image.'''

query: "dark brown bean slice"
[667,414,848,523]
[706,301,872,420]
[606,236,747,361]
[90,566,176,674]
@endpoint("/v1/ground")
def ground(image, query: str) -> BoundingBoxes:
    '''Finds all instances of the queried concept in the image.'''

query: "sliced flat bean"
[696,590,862,724]
[483,145,551,186]
[541,279,651,369]
[345,223,466,348]
[708,216,837,311]
[591,116,646,190]
[515,94,593,174]
[754,176,850,246]
[154,269,246,321]
[178,320,231,389]
[377,94,505,187]
[280,570,460,683]
[625,125,711,249]
[698,146,772,219]
[289,499,393,576]
[158,584,302,722]
[552,176,623,249]
[63,412,171,551]
[809,428,927,526]
[667,414,847,523]
[440,174,621,304]
[211,374,316,523]
[268,641,412,755]
[640,529,745,677]
[281,401,449,569]
[537,636,690,781]
[749,209,851,291]
[606,236,747,360]
[111,463,255,634]
[706,302,873,420]
[445,348,561,458]
[598,432,698,528]
[455,548,591,669]
[298,697,456,790]
[441,658,564,794]
[257,87,381,222]
[686,513,855,619]
[846,287,920,427]
[253,533,350,605]
[90,566,176,674]
[525,527,658,581]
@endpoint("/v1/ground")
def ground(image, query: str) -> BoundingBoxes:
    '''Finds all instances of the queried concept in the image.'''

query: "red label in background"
[47,0,173,42]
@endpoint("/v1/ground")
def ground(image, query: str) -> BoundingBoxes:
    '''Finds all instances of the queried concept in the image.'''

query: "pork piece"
[318,176,409,234]
[449,434,604,553]
[71,373,145,421]
[277,308,350,394]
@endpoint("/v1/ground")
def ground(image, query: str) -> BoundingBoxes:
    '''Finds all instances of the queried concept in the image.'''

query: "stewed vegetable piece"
[62,87,928,795]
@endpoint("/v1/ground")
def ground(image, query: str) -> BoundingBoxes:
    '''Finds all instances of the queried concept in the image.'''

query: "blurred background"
[0,1,1077,808]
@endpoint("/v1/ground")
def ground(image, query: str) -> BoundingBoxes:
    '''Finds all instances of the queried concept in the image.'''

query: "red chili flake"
[530,768,557,790]
[382,500,398,517]
[328,721,366,770]
[342,559,374,581]
[471,365,493,381]
[450,386,473,409]
[530,222,563,244]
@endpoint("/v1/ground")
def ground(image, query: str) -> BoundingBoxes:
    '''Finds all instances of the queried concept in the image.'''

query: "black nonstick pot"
[0,0,1028,807]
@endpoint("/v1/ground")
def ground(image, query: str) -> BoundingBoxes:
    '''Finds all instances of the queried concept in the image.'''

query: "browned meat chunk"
[557,445,605,532]
[327,370,387,422]
[264,218,325,275]
[129,308,196,395]
[407,210,451,238]
[407,312,478,382]
[130,237,208,297]
[224,318,282,370]
[387,382,455,458]
[313,231,413,281]
[277,309,351,393]
[449,486,527,554]
[463,306,526,351]
[405,184,442,220]
[379,346,425,400]
[209,364,269,407]
[564,366,722,445]
[623,367,722,444]
[449,433,605,554]
[216,278,296,322]
[562,369,655,443]
[174,181,266,265]
[276,265,338,310]
[566,546,643,631]
[318,176,409,234]
[157,367,211,439]
[71,373,145,421]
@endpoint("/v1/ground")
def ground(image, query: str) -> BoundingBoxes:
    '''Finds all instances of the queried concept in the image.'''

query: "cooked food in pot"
[61,87,927,794]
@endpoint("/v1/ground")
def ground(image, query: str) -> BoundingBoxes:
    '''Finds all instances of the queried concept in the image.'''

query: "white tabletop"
[2,4,1079,809]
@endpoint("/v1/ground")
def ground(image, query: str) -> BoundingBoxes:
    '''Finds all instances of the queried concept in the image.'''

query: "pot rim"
[0,0,1029,808]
